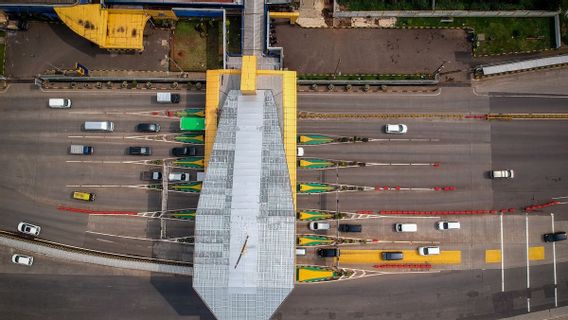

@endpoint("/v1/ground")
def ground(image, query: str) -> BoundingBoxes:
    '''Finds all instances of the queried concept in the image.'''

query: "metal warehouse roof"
[193,89,295,320]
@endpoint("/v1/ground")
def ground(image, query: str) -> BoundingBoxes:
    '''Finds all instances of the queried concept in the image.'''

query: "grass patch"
[397,17,554,55]
[298,73,435,81]
[205,20,223,70]
[338,0,561,11]
[171,19,222,72]
[227,16,242,54]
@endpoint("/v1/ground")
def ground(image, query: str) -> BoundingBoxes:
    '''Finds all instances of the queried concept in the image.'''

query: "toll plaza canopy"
[193,88,295,320]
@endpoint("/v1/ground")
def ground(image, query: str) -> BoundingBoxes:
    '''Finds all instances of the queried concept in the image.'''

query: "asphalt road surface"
[0,86,204,259]
[1,80,568,320]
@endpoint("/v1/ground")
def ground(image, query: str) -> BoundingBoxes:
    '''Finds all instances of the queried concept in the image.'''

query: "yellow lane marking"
[339,249,461,265]
[529,246,545,261]
[485,250,502,263]
[484,246,545,263]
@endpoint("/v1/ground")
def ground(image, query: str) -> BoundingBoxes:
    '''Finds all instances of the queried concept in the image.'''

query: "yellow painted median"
[485,246,545,263]
[485,250,502,263]
[529,246,544,261]
[339,249,461,265]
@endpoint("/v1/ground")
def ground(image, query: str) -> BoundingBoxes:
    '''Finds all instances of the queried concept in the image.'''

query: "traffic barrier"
[57,206,137,215]
[373,263,432,269]
[378,209,503,215]
[524,201,560,212]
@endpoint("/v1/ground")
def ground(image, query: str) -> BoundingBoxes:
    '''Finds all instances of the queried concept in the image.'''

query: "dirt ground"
[5,22,170,78]
[274,24,472,77]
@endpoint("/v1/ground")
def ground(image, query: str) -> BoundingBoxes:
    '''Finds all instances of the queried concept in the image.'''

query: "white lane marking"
[552,213,558,307]
[95,238,114,244]
[552,196,568,199]
[86,231,180,243]
[526,213,531,312]
[500,213,505,292]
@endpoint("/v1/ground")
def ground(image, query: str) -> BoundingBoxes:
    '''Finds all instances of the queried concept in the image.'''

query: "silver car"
[17,222,41,236]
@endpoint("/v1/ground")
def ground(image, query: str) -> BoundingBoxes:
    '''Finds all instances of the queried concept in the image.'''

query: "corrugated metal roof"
[193,89,295,320]
[482,55,568,75]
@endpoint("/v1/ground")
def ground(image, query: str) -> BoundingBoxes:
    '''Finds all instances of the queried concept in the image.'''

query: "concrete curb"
[0,231,193,275]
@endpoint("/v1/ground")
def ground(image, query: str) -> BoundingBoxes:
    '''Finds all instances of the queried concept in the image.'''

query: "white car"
[17,222,41,236]
[436,221,461,230]
[11,254,33,266]
[394,223,417,232]
[168,172,191,182]
[385,124,408,134]
[296,248,306,256]
[418,246,440,256]
[490,169,514,179]
[309,222,330,231]
[297,147,304,157]
[48,98,72,108]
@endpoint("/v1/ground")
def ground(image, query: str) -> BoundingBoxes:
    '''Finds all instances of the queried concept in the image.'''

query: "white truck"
[156,92,180,104]
[69,145,94,155]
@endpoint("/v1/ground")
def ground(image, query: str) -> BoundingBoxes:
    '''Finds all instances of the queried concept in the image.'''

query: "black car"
[338,224,362,233]
[136,123,160,133]
[544,231,567,242]
[128,146,152,156]
[382,251,404,261]
[317,248,340,258]
[172,146,197,157]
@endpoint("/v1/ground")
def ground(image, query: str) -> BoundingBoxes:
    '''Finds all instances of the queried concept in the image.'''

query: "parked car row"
[308,222,363,232]
[48,93,180,110]
[308,221,461,232]
[314,246,442,260]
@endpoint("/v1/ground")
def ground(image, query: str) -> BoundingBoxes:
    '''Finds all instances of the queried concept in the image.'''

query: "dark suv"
[136,123,160,133]
[338,224,362,232]
[544,231,567,242]
[317,248,340,258]
[128,146,152,156]
[172,146,197,157]
[382,251,404,261]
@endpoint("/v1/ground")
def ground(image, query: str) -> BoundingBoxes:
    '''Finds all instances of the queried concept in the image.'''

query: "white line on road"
[86,231,180,243]
[95,238,114,244]
[552,213,558,307]
[526,213,531,313]
[552,196,568,199]
[65,160,145,165]
[500,213,505,292]
[65,184,148,189]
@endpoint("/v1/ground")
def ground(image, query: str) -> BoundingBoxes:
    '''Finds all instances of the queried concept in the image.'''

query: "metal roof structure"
[193,89,295,320]
[481,54,568,75]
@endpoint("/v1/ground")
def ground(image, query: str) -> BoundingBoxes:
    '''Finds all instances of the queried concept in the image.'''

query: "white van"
[418,246,440,256]
[84,121,114,132]
[394,223,417,232]
[48,98,72,108]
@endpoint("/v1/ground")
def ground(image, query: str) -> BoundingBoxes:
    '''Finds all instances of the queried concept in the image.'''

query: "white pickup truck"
[69,145,93,155]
